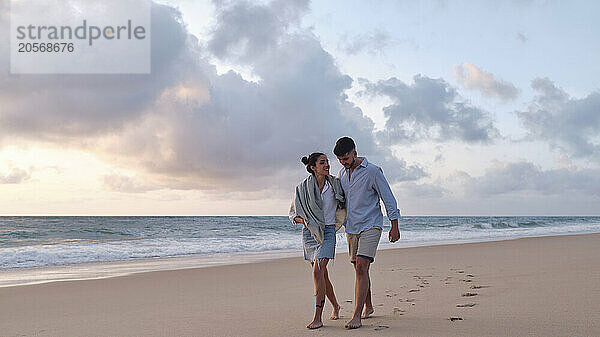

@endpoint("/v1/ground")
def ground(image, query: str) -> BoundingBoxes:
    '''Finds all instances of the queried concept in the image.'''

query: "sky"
[1,0,599,215]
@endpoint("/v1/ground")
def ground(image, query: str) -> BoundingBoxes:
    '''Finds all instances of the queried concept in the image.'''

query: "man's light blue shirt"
[338,157,400,234]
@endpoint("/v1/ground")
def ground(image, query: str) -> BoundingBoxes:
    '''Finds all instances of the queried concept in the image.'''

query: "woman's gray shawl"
[290,174,346,244]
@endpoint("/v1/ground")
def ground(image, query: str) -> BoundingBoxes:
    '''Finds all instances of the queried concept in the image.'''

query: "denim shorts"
[302,225,336,262]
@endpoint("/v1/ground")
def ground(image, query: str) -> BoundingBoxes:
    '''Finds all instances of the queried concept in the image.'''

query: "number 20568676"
[18,42,74,53]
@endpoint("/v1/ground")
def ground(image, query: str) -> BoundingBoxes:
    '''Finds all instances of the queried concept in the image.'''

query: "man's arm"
[373,167,401,242]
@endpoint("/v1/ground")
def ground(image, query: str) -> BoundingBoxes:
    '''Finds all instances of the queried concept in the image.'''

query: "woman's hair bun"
[301,156,309,165]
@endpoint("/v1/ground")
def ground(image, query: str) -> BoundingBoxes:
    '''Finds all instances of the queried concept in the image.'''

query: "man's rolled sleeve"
[373,167,400,221]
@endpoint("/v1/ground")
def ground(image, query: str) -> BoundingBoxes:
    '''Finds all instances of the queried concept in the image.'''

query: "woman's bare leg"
[323,267,340,320]
[307,258,329,329]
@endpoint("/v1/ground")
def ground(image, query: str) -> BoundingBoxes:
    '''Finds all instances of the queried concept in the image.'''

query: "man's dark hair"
[333,137,356,156]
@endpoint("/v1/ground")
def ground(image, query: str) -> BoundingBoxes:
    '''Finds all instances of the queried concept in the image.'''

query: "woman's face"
[312,155,330,176]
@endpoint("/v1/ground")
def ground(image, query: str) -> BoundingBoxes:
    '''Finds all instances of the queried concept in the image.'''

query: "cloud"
[359,75,499,144]
[339,30,392,55]
[0,2,197,139]
[516,78,600,161]
[102,174,160,193]
[454,63,519,101]
[207,0,310,64]
[397,181,446,198]
[516,32,528,43]
[462,161,600,197]
[0,0,426,196]
[0,167,32,184]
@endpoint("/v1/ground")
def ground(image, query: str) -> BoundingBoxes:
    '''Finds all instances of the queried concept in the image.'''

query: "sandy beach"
[1,233,599,336]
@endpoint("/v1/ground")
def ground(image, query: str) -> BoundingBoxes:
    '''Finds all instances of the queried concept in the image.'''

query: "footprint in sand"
[469,285,490,289]
[393,307,405,316]
[449,317,463,322]
[461,292,478,297]
[459,279,473,283]
[456,303,477,308]
[374,325,390,331]
[408,289,420,292]
[386,290,398,297]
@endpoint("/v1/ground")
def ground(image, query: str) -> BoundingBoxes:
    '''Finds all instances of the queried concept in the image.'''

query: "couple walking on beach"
[289,136,401,329]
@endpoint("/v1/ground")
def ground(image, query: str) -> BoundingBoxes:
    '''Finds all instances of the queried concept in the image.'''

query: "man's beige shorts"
[346,226,382,263]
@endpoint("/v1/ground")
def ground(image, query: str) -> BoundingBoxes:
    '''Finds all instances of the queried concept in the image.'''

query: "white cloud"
[462,160,600,197]
[0,166,32,184]
[397,181,446,198]
[360,75,500,144]
[339,29,391,55]
[0,0,426,197]
[516,78,600,161]
[454,62,519,101]
[103,173,160,193]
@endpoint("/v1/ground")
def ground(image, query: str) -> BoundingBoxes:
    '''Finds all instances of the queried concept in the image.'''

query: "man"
[333,136,401,329]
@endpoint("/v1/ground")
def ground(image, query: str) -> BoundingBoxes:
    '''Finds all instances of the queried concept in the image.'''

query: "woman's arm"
[289,191,305,225]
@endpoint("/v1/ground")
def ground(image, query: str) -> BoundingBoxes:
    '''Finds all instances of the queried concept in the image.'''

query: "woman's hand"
[294,216,305,225]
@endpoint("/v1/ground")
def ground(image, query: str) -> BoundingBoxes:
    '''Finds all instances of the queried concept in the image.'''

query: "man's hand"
[388,227,400,242]
[388,219,400,242]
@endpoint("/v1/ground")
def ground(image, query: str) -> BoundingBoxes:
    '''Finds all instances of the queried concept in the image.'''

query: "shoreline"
[1,233,598,336]
[2,230,600,288]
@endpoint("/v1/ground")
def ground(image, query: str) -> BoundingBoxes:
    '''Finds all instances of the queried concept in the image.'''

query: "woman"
[289,152,346,329]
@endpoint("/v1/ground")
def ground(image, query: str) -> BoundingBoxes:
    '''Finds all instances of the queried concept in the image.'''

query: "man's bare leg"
[323,267,340,320]
[362,287,374,318]
[308,259,328,329]
[345,257,370,329]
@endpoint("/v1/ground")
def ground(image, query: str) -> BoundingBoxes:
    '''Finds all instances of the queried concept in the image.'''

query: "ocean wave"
[2,216,600,270]
[472,220,545,230]
[0,234,302,269]
[82,228,133,236]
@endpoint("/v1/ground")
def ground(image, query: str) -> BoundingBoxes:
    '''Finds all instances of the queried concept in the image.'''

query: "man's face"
[336,150,356,169]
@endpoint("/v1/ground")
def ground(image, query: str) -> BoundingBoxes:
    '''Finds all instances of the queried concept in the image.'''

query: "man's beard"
[346,157,355,169]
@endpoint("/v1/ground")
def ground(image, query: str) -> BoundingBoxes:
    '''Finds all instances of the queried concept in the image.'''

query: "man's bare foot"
[361,306,374,319]
[329,304,340,320]
[345,317,362,329]
[307,319,323,329]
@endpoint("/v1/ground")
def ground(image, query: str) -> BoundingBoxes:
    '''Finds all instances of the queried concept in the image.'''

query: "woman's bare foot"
[307,319,323,329]
[329,304,341,320]
[361,306,374,319]
[345,317,362,329]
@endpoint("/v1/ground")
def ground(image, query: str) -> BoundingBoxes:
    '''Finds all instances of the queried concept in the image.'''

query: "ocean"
[1,216,600,286]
